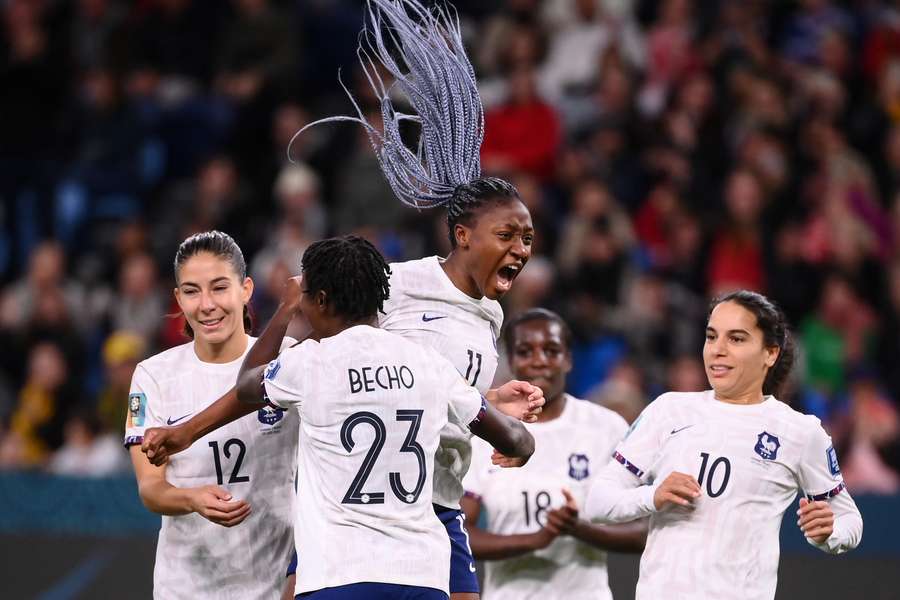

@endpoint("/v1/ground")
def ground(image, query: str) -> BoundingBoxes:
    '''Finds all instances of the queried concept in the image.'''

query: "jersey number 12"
[209,438,250,485]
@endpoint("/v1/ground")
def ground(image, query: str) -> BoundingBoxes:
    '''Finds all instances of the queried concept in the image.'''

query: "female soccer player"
[585,290,863,600]
[293,3,539,597]
[125,231,297,599]
[461,309,646,600]
[141,235,539,600]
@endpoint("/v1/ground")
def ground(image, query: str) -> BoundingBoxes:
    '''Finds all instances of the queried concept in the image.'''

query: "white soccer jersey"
[124,337,298,600]
[262,325,485,596]
[464,396,628,600]
[588,390,863,600]
[379,255,504,509]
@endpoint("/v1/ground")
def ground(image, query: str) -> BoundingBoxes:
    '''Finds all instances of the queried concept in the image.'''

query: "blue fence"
[0,472,897,554]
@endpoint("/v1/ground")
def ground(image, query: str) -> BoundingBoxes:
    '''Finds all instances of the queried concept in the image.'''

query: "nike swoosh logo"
[670,425,693,435]
[422,314,447,322]
[468,562,477,573]
[167,413,192,425]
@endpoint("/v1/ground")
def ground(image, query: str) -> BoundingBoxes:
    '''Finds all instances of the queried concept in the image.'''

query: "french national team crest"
[258,405,285,426]
[754,431,780,460]
[568,453,590,481]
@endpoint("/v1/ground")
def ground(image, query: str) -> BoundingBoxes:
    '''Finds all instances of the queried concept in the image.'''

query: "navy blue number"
[390,410,426,504]
[522,490,552,527]
[465,350,483,386]
[208,438,250,485]
[341,410,429,505]
[341,412,387,504]
[698,452,731,498]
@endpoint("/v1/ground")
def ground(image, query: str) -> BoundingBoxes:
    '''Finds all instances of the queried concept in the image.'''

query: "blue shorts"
[286,551,297,577]
[297,583,447,599]
[434,504,480,594]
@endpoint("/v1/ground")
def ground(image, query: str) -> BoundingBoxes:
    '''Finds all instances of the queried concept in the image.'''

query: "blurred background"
[0,0,899,597]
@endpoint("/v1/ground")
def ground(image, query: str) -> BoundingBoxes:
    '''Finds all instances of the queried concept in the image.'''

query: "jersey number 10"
[340,410,427,505]
[697,452,731,498]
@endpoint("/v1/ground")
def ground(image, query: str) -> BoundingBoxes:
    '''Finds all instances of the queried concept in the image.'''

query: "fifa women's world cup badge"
[129,392,147,427]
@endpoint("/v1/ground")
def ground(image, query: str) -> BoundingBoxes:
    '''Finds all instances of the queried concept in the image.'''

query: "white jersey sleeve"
[262,340,316,411]
[429,346,485,430]
[797,420,863,554]
[583,397,662,524]
[124,364,165,446]
[609,394,673,484]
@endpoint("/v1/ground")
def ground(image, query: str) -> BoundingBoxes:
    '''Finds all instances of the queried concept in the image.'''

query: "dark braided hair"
[709,290,795,397]
[503,308,573,355]
[174,231,253,339]
[301,236,391,322]
[447,177,520,248]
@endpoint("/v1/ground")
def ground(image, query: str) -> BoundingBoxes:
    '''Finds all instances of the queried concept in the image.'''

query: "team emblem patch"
[568,453,590,481]
[128,392,146,427]
[258,405,285,426]
[754,431,780,460]
[827,446,841,476]
[264,358,281,381]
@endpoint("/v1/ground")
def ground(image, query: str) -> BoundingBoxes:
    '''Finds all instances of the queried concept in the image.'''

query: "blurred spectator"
[800,274,876,400]
[47,411,129,476]
[501,255,557,317]
[666,354,707,393]
[1,343,74,467]
[481,66,562,181]
[539,0,644,102]
[111,253,165,342]
[332,108,407,238]
[707,168,767,294]
[839,376,900,494]
[587,359,647,424]
[95,331,145,434]
[638,0,696,117]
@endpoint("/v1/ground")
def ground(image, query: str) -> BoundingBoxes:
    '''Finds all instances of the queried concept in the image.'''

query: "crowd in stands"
[0,0,898,493]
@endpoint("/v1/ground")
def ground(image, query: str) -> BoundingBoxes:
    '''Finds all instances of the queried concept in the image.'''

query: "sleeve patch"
[264,358,282,381]
[128,392,146,427]
[613,450,645,478]
[807,481,846,501]
[827,445,841,476]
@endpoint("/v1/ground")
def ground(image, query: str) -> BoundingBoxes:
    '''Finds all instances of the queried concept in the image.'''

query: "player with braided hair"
[141,235,541,599]
[292,3,539,597]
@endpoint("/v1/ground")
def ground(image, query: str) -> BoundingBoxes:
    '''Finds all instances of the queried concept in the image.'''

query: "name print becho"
[349,365,416,393]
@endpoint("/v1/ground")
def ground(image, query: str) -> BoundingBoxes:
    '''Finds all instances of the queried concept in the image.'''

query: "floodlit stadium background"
[0,0,898,598]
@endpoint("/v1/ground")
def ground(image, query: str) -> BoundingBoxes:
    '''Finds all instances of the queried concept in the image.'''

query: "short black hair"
[174,230,252,338]
[503,308,573,353]
[709,290,795,397]
[301,235,391,322]
[447,177,521,248]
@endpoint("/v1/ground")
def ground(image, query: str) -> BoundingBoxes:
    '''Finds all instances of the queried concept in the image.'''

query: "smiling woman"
[582,290,863,600]
[124,231,298,599]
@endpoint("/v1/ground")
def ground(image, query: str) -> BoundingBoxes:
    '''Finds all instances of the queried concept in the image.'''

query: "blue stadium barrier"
[0,472,897,556]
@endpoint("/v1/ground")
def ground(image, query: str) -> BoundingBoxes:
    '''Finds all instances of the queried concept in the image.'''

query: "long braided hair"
[290,0,521,247]
[301,235,392,322]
